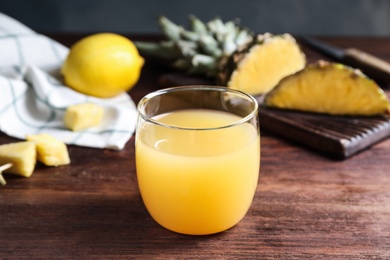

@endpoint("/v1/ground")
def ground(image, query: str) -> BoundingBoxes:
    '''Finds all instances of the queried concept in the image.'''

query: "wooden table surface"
[1,35,390,259]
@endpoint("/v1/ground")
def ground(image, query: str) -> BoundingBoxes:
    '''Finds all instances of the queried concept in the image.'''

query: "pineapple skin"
[26,134,70,167]
[64,103,104,131]
[264,60,390,116]
[218,33,306,96]
[0,141,36,177]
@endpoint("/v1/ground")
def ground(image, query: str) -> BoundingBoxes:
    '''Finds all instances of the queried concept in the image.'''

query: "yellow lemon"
[62,33,144,98]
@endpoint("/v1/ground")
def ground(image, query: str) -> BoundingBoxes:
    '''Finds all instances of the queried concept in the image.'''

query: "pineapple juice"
[136,109,260,235]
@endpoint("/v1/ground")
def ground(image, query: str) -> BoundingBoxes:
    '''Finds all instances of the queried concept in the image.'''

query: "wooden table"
[1,35,389,259]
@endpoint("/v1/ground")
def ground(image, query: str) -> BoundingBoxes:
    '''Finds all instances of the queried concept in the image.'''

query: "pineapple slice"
[220,33,306,95]
[64,102,104,131]
[264,60,390,116]
[26,134,70,167]
[0,141,36,182]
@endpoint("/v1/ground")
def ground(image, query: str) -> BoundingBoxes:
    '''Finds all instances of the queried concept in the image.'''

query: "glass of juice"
[136,85,260,235]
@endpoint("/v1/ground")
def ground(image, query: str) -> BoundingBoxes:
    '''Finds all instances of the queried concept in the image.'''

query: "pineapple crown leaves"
[134,15,254,77]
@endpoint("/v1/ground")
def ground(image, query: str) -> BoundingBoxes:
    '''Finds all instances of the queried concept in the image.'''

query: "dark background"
[1,0,390,36]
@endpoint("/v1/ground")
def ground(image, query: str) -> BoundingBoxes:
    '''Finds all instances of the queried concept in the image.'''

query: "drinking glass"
[136,86,260,235]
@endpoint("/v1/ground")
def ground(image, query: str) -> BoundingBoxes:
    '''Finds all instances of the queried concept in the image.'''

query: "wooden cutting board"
[159,73,390,159]
[257,103,390,159]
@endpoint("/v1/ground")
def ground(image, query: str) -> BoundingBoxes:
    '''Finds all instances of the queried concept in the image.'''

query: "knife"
[301,36,390,84]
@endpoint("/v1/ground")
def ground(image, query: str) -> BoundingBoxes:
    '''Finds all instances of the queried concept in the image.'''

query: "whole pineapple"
[135,15,306,95]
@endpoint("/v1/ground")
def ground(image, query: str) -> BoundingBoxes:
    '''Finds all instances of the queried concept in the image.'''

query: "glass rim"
[137,85,259,131]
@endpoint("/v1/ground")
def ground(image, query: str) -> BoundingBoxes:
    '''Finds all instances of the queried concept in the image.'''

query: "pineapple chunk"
[64,102,104,131]
[264,60,390,116]
[0,141,36,178]
[220,33,306,95]
[26,134,70,167]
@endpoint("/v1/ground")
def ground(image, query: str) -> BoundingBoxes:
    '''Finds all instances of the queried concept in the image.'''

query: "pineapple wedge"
[0,141,36,179]
[64,103,104,131]
[219,33,306,95]
[26,134,70,167]
[264,60,390,116]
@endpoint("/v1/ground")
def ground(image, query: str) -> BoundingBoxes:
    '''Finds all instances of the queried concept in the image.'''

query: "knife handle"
[343,48,390,83]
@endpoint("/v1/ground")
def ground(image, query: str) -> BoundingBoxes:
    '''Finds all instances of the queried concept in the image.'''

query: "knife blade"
[301,36,390,84]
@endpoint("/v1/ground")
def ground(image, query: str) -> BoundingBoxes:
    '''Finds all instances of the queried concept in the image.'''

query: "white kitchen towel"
[0,13,137,150]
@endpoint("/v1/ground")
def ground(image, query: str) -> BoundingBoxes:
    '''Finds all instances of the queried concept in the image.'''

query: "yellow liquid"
[136,109,260,235]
